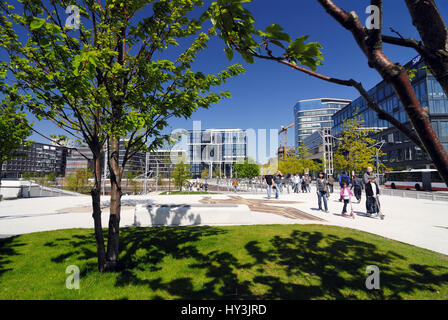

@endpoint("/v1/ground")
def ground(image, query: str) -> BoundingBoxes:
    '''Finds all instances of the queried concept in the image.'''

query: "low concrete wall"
[0,180,82,199]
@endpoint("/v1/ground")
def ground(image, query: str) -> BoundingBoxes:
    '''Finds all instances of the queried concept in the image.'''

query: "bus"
[384,169,448,191]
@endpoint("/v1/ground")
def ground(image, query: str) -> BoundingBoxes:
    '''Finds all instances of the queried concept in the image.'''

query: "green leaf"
[30,18,45,30]
[224,47,234,61]
[269,39,285,49]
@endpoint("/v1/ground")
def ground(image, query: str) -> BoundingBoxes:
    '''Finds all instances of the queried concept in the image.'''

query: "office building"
[65,141,145,178]
[188,129,247,178]
[1,142,67,178]
[294,98,351,147]
[332,55,448,170]
[146,150,188,179]
[65,147,95,177]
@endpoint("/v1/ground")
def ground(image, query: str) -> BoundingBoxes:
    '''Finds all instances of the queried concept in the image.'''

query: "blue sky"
[7,0,448,150]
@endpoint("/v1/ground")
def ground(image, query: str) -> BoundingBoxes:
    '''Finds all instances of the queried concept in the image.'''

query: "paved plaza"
[0,188,447,255]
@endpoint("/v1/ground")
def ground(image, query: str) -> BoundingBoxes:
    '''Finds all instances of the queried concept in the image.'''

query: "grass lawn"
[159,191,218,195]
[0,224,447,300]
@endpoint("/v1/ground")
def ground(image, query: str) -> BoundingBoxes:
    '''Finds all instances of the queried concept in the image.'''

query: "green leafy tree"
[126,170,140,195]
[0,105,33,188]
[0,0,243,271]
[233,158,259,179]
[201,167,210,179]
[65,168,92,194]
[278,145,319,175]
[171,161,191,191]
[333,115,385,175]
[212,166,222,178]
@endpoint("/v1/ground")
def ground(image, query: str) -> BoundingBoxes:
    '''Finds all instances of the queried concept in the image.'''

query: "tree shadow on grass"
[112,228,448,300]
[42,227,448,299]
[0,236,25,277]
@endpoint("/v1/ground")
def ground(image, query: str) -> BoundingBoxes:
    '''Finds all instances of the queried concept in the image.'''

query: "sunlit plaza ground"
[1,187,447,256]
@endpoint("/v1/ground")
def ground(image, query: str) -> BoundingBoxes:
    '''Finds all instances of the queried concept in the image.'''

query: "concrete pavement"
[0,188,447,255]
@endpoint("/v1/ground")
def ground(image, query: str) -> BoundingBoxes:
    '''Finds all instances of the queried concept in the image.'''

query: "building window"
[440,121,448,139]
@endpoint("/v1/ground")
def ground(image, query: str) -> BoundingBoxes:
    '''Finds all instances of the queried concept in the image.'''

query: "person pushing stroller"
[365,175,382,218]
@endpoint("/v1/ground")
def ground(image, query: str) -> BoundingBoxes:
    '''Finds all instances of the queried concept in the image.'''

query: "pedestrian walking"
[274,170,283,199]
[363,166,375,185]
[327,175,335,193]
[365,175,381,217]
[232,179,238,193]
[293,173,300,193]
[305,174,312,193]
[351,173,364,203]
[264,173,274,199]
[340,182,354,217]
[338,172,350,201]
[363,166,375,210]
[316,172,330,213]
[301,175,307,193]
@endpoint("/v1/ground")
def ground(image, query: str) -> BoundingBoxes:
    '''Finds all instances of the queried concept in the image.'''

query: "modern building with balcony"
[1,142,67,178]
[294,98,351,147]
[332,55,448,170]
[188,129,247,178]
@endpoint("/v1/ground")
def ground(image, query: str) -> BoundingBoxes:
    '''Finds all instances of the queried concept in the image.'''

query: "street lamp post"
[317,129,342,177]
[155,159,159,192]
[373,140,386,177]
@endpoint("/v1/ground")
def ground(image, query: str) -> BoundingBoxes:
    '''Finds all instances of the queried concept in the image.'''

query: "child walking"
[340,182,355,218]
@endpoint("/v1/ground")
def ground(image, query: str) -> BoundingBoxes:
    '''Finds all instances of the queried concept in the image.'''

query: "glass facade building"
[294,98,351,147]
[332,55,448,169]
[188,129,247,178]
[1,143,67,178]
[146,150,188,179]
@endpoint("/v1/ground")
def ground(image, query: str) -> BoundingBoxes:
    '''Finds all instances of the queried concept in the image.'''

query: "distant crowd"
[256,166,382,219]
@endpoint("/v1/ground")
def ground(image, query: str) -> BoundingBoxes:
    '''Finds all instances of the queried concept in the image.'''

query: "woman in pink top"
[340,182,354,216]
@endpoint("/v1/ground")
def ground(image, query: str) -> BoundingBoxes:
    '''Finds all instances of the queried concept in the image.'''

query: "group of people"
[292,173,312,193]
[188,182,208,192]
[261,166,382,218]
[320,166,382,217]
[261,171,314,199]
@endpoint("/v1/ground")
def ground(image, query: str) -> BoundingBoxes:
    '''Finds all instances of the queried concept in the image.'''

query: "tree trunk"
[106,136,122,271]
[91,152,107,272]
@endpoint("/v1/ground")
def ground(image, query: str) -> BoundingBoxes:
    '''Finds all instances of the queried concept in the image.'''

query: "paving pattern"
[199,195,325,222]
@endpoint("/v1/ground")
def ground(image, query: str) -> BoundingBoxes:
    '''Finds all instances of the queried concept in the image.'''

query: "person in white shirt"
[293,173,300,193]
[365,175,380,217]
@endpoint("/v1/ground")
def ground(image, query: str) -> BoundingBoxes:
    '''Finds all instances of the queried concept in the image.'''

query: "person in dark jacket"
[273,171,283,199]
[365,175,380,217]
[351,174,364,203]
[264,173,274,199]
[316,172,329,212]
[327,175,335,193]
